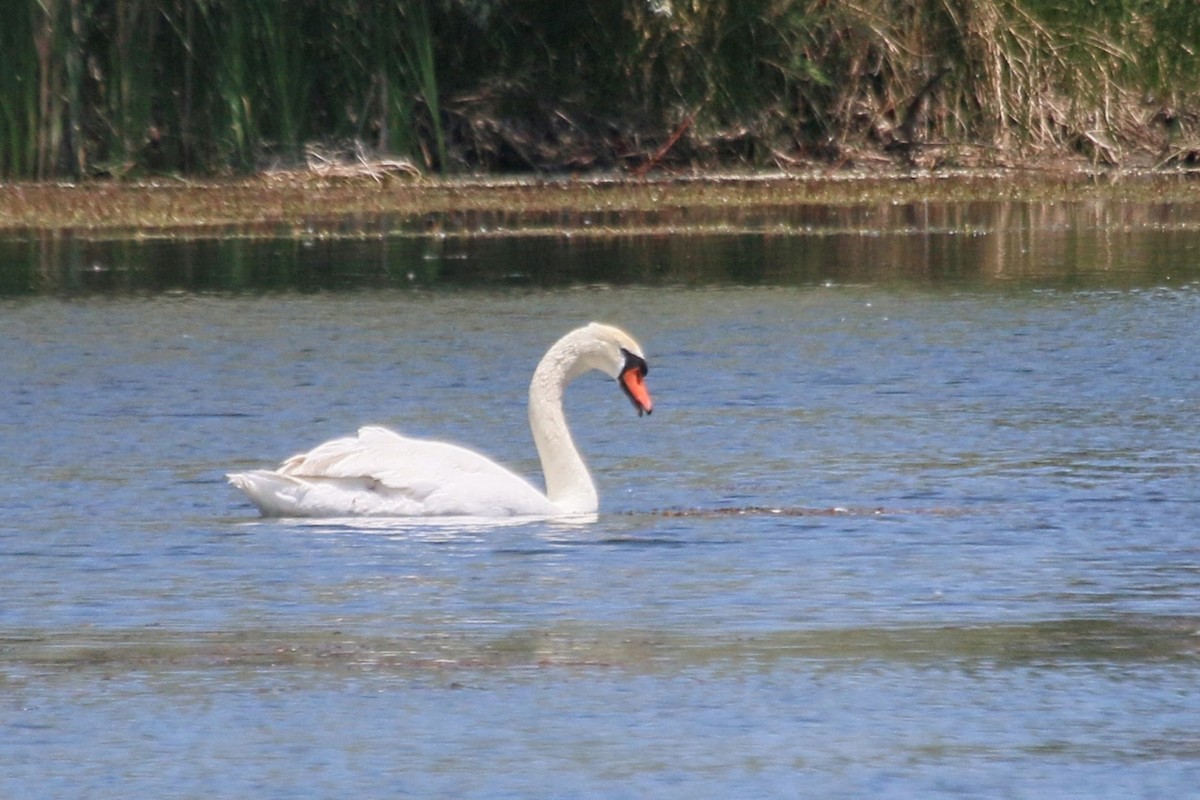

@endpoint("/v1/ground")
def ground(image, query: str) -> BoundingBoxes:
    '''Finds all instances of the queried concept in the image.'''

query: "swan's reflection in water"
[279,512,599,539]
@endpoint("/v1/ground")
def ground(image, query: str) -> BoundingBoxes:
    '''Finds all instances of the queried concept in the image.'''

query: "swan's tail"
[228,470,421,517]
[227,470,308,517]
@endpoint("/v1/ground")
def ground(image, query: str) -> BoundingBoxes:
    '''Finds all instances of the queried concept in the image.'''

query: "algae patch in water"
[2,616,1197,677]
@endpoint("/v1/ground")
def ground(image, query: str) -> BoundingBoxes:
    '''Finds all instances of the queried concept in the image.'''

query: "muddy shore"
[2,167,1198,240]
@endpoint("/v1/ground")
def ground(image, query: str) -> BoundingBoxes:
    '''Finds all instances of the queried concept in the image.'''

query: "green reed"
[199,1,311,168]
[403,0,448,171]
[252,0,309,159]
[101,0,158,171]
[0,0,39,177]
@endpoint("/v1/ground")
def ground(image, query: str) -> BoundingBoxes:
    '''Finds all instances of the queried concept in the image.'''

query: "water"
[3,205,1200,797]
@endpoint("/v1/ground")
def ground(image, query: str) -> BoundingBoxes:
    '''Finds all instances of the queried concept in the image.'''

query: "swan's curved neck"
[529,332,598,514]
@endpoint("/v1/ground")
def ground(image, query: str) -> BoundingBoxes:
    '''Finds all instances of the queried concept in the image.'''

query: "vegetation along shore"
[4,0,1199,184]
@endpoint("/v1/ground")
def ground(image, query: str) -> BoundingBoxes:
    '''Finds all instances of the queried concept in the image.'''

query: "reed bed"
[3,0,1198,180]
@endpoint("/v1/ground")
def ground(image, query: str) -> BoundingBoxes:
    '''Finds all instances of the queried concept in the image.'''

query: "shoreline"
[2,166,1199,240]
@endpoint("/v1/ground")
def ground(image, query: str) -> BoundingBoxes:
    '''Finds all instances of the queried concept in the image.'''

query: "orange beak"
[620,367,653,416]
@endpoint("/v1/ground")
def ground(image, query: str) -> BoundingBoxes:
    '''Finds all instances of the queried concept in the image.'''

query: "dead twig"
[631,109,697,177]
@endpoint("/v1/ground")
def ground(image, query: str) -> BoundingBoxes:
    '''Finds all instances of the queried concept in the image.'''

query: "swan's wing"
[267,426,556,517]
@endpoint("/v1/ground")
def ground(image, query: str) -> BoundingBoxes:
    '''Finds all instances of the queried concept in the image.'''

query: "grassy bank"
[5,1,1199,180]
[2,168,1199,240]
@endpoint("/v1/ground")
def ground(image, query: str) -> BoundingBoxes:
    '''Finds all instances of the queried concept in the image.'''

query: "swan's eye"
[620,347,648,377]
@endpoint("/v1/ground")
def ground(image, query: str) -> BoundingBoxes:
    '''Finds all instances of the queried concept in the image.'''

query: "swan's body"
[227,322,652,518]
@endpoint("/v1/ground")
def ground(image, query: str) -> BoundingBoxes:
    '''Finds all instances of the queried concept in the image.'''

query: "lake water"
[2,201,1200,798]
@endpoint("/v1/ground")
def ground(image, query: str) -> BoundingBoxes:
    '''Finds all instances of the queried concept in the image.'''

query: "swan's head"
[582,322,653,417]
[537,322,654,417]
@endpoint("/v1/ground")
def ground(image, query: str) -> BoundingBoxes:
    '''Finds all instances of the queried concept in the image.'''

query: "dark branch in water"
[640,505,970,518]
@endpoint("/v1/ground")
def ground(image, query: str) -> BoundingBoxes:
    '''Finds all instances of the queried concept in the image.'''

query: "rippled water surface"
[3,207,1200,798]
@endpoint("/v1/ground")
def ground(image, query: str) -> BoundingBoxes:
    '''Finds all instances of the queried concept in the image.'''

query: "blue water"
[2,216,1200,798]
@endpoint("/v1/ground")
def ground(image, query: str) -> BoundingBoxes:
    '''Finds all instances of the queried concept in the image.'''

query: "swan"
[227,322,653,518]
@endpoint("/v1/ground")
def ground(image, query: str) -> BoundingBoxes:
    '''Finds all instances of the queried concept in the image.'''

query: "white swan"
[227,322,653,518]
